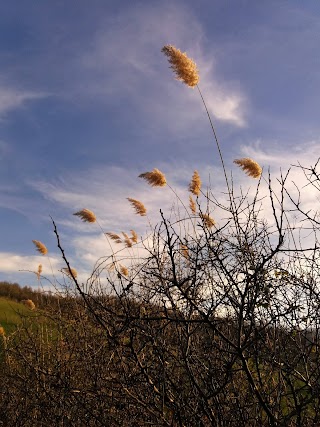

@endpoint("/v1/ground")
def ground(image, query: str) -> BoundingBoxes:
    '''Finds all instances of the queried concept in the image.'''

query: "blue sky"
[1,0,320,287]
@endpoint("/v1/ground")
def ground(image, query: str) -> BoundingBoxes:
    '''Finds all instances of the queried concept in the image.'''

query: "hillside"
[0,297,36,335]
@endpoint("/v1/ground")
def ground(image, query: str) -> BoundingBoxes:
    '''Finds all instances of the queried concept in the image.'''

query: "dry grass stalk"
[120,265,129,276]
[73,208,96,223]
[105,232,122,244]
[200,213,216,228]
[130,229,138,244]
[122,232,133,248]
[234,158,262,179]
[127,198,147,216]
[180,244,189,260]
[32,240,48,255]
[162,45,199,88]
[22,299,36,310]
[139,168,167,187]
[189,170,202,196]
[189,196,197,214]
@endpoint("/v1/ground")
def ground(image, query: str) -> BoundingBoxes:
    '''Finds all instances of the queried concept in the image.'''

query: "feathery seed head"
[32,240,48,255]
[200,213,216,228]
[180,244,189,260]
[36,264,42,280]
[189,170,202,196]
[130,229,138,244]
[234,158,262,179]
[162,45,199,88]
[189,196,197,214]
[22,299,36,310]
[62,267,78,278]
[105,232,122,244]
[73,208,96,223]
[108,262,116,271]
[127,198,147,216]
[139,168,167,187]
[122,232,133,248]
[120,265,129,276]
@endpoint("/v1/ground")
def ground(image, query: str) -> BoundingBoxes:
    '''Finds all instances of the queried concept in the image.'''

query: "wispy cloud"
[0,86,47,118]
[0,252,60,275]
[79,3,246,128]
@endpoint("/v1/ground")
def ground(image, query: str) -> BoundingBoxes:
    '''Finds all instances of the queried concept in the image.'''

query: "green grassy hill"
[0,297,36,335]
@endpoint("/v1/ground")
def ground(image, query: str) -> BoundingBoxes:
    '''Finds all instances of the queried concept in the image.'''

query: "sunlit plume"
[234,158,262,179]
[162,45,199,88]
[32,240,48,255]
[139,168,167,187]
[127,198,147,216]
[73,208,96,223]
[189,170,202,196]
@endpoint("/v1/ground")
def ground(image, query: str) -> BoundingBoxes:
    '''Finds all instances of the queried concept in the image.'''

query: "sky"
[1,0,320,288]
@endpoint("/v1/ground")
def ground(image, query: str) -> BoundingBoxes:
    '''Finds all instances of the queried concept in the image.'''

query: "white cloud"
[0,252,60,275]
[0,86,47,118]
[79,3,246,128]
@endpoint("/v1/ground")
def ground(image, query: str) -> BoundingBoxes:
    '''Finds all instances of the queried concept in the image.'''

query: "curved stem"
[196,85,231,197]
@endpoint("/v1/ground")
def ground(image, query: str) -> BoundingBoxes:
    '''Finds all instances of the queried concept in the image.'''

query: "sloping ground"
[0,297,36,335]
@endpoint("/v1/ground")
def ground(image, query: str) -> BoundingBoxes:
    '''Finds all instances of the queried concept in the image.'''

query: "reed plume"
[36,264,42,280]
[189,196,197,214]
[105,232,122,244]
[122,232,133,248]
[62,267,78,278]
[127,198,147,216]
[32,240,48,255]
[162,45,199,88]
[180,244,189,260]
[120,265,129,276]
[22,299,36,310]
[73,208,96,223]
[130,229,138,244]
[200,213,215,228]
[108,262,116,271]
[189,170,202,196]
[234,158,262,179]
[139,168,167,187]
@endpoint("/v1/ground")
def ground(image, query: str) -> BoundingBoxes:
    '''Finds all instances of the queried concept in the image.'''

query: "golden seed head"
[62,267,78,278]
[0,326,5,336]
[32,240,48,255]
[200,213,215,228]
[120,265,129,276]
[127,198,147,216]
[180,244,189,260]
[105,232,122,244]
[189,195,197,214]
[162,45,199,88]
[233,158,262,179]
[36,264,42,280]
[139,168,167,187]
[22,299,36,310]
[189,170,202,196]
[107,262,116,271]
[73,208,96,223]
[130,229,138,244]
[122,232,133,248]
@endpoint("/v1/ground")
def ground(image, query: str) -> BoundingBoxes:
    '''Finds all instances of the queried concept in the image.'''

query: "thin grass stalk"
[196,86,234,207]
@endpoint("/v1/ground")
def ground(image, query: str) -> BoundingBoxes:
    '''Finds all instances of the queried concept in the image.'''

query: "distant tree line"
[0,281,59,309]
